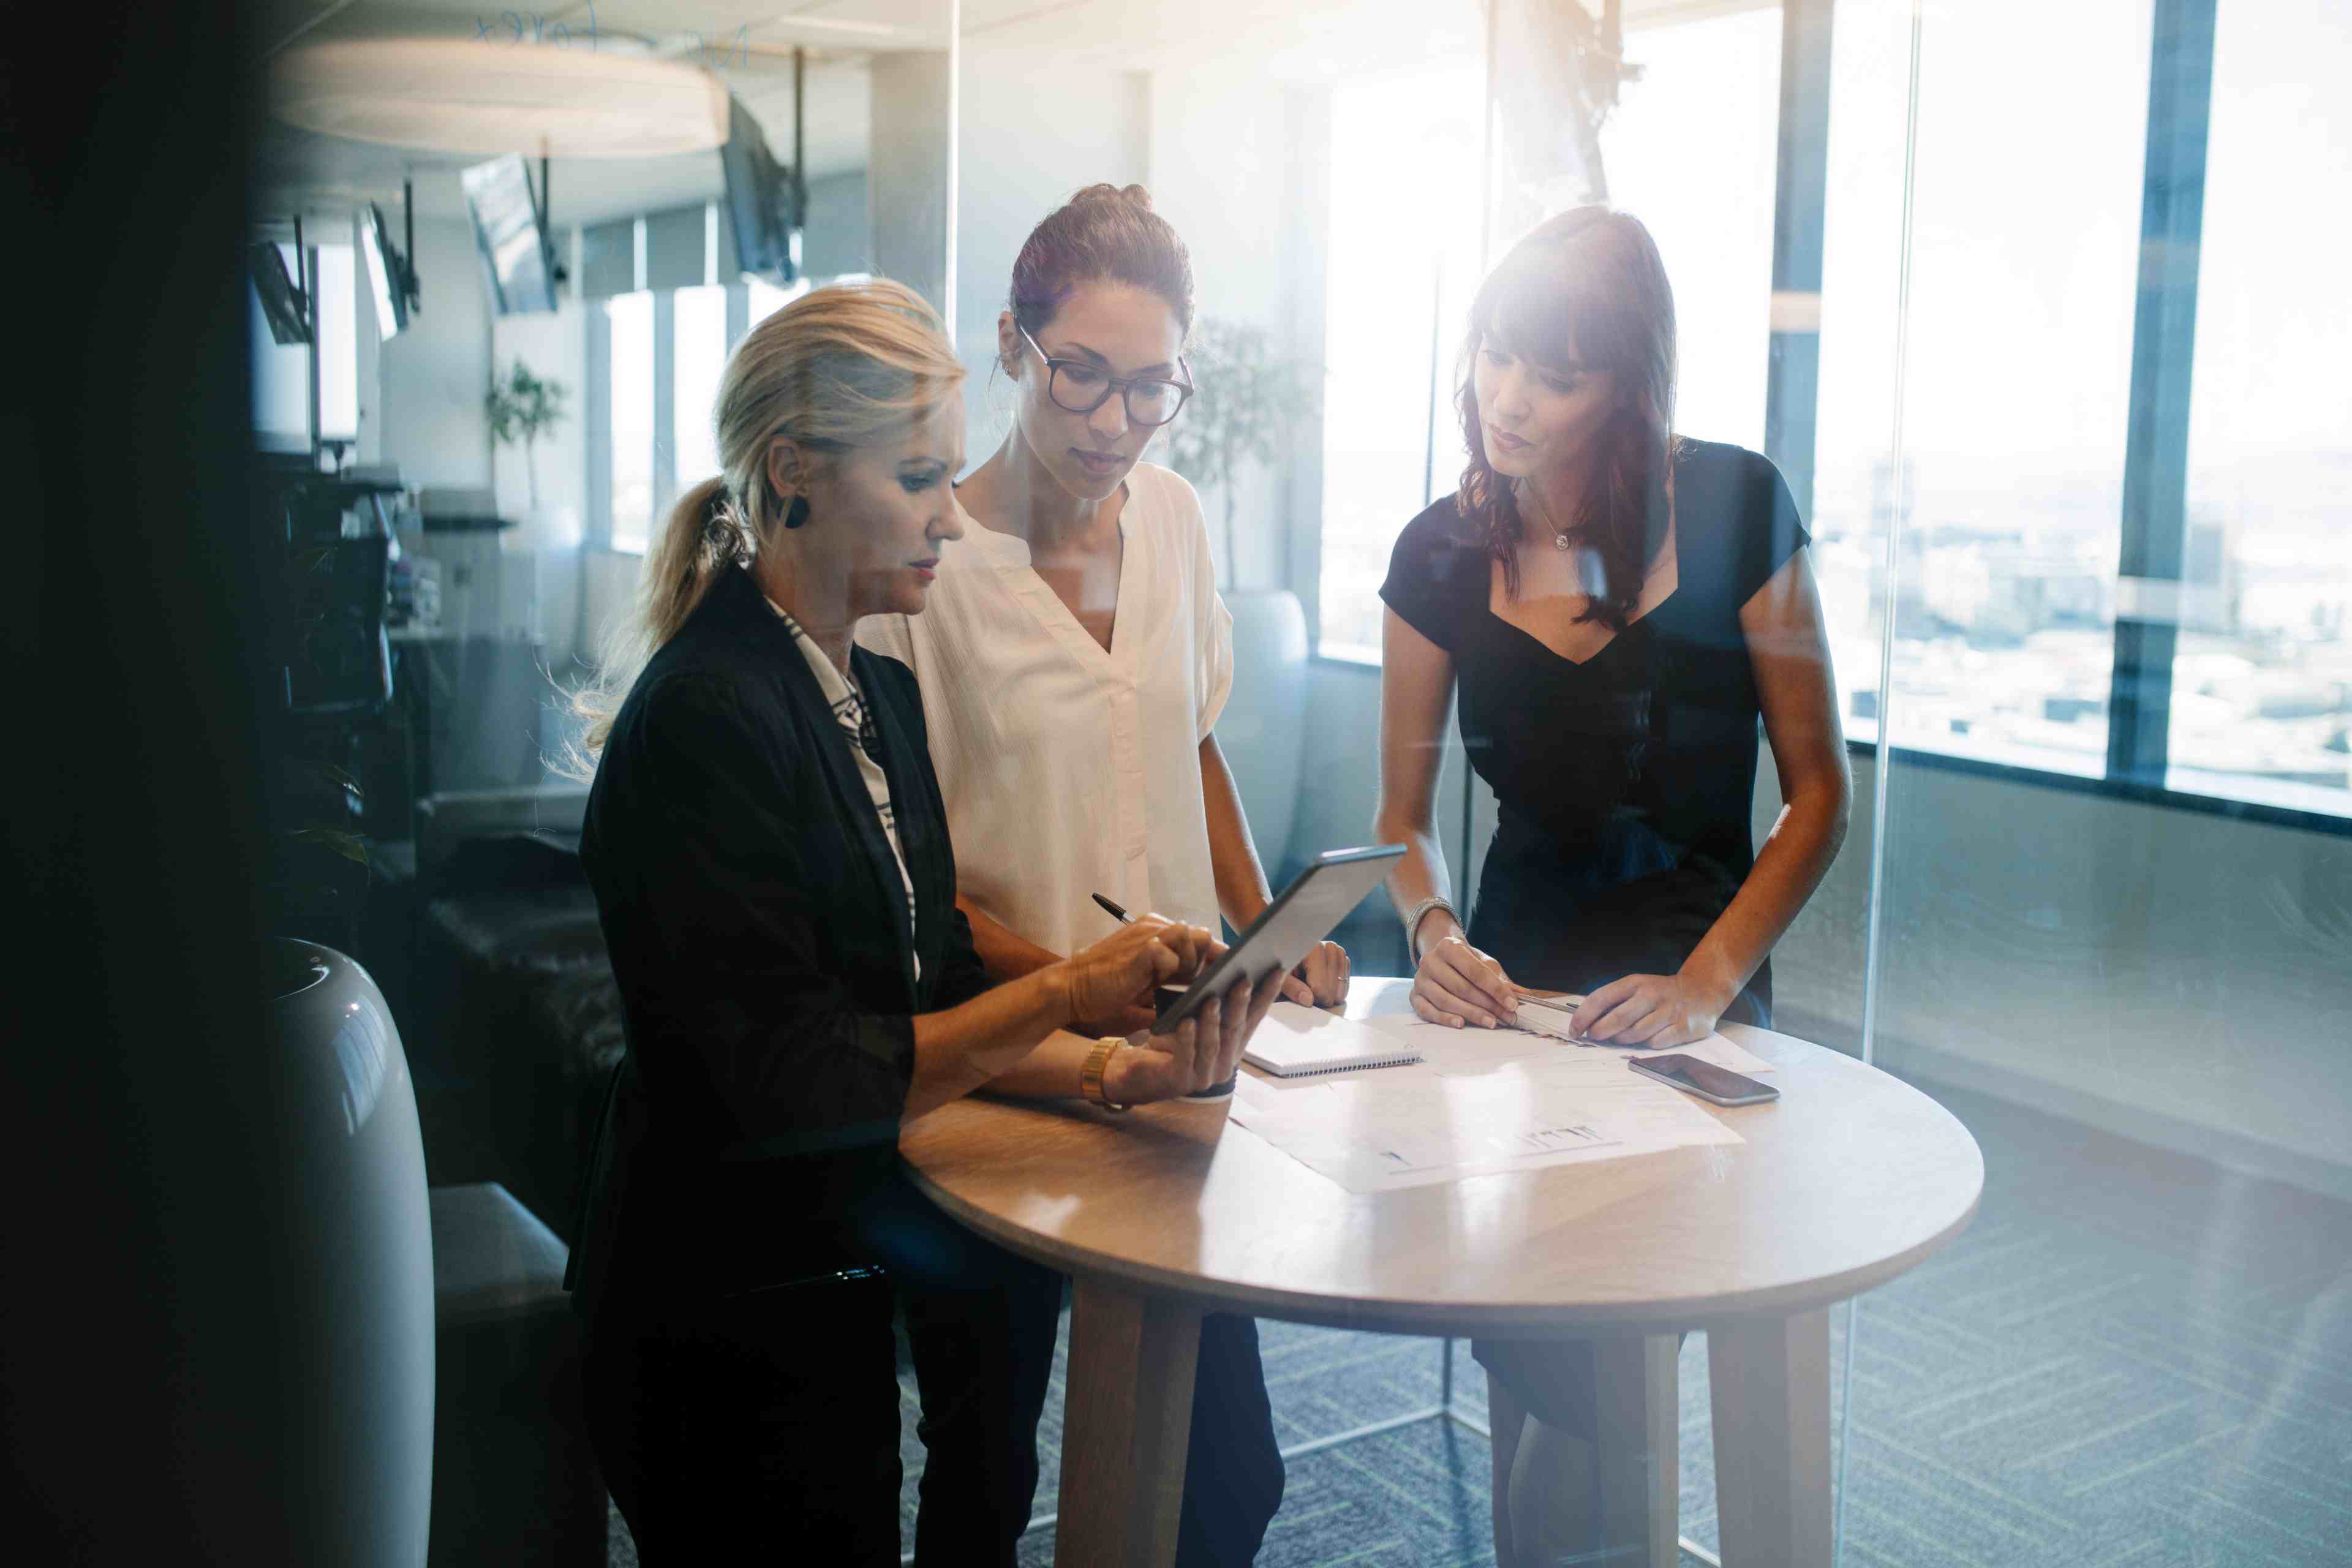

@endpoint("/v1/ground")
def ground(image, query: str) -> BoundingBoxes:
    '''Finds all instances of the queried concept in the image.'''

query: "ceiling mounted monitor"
[360,202,415,340]
[718,95,801,286]
[248,242,311,346]
[461,154,560,316]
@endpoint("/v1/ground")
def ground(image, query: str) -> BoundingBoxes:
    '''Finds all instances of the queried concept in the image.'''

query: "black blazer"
[567,565,993,1316]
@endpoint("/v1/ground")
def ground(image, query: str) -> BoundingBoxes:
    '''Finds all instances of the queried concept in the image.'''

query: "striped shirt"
[766,597,919,979]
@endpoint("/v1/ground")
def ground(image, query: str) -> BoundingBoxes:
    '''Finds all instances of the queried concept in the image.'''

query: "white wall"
[373,216,492,491]
[351,214,381,467]
[488,303,590,662]
[1144,74,1331,594]
[952,50,1150,472]
[805,170,872,281]
[873,51,956,318]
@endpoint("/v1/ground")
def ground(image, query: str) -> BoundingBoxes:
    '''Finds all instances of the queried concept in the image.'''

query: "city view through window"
[1319,0,2350,819]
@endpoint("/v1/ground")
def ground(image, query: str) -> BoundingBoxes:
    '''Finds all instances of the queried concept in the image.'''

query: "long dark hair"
[1007,183,1196,341]
[1455,206,1679,629]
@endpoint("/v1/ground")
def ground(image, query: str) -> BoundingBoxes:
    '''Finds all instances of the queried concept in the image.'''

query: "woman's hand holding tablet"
[1155,847,1405,1029]
[1054,916,1280,1104]
[1107,968,1285,1104]
[1058,915,1219,1024]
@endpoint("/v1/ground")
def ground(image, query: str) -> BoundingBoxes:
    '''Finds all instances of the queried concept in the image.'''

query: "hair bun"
[1073,181,1153,212]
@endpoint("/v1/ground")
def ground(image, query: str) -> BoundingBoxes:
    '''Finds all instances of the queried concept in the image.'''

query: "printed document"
[1228,1054,1743,1193]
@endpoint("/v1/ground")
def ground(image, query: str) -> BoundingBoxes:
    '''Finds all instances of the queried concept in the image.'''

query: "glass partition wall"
[951,1,2349,1562]
[1855,4,2352,1568]
[249,0,2348,1559]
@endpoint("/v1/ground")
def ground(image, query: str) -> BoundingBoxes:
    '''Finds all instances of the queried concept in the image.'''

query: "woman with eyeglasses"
[857,183,1316,1564]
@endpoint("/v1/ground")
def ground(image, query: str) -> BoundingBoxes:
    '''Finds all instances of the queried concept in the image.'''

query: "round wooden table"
[900,978,1983,1567]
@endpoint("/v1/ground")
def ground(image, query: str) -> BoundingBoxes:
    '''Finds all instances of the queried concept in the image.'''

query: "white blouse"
[856,462,1235,960]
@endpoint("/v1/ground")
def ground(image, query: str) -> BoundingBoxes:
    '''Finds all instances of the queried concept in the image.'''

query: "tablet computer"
[1153,845,1405,1029]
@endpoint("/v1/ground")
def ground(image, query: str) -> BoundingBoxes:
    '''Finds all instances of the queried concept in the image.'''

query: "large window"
[606,290,655,552]
[599,280,795,552]
[249,243,309,445]
[747,275,810,330]
[1877,0,2154,778]
[1599,5,1781,453]
[1313,8,1787,662]
[1316,58,1487,661]
[313,244,358,440]
[1810,0,1922,748]
[2170,0,2351,815]
[249,240,358,450]
[591,216,829,554]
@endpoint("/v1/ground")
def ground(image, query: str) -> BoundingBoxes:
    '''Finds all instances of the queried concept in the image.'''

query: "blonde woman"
[565,279,1279,1564]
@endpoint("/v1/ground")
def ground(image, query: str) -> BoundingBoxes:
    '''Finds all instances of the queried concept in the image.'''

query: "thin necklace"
[1518,480,1575,551]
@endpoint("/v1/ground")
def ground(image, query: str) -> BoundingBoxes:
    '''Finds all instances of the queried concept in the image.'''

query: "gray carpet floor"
[608,1072,2352,1565]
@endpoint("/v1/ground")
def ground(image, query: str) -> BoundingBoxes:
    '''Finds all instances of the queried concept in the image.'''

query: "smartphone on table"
[1627,1054,1779,1106]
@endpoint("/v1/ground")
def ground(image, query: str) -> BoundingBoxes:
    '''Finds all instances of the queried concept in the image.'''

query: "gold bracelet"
[1080,1035,1131,1113]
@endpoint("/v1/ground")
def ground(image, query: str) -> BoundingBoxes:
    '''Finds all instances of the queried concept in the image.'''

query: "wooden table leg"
[1591,1333,1681,1568]
[1708,1308,1832,1568]
[1054,1276,1203,1568]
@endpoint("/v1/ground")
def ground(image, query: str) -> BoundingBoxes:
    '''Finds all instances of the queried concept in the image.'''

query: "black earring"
[784,494,810,530]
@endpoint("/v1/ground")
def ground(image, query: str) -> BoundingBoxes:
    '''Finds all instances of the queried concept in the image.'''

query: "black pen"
[1096,893,1189,1016]
[1101,892,1326,1002]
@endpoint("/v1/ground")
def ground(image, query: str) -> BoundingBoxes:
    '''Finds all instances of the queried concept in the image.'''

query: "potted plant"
[486,359,576,643]
[485,359,570,516]
[1161,317,1321,587]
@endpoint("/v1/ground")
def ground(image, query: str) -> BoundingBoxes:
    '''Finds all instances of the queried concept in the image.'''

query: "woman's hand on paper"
[1281,940,1352,1009]
[1060,915,1217,1027]
[1106,969,1284,1102]
[1569,970,1731,1047]
[1410,931,1521,1030]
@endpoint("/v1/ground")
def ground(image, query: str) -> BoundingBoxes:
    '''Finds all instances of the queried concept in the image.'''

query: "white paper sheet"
[1361,1011,1778,1078]
[1228,1058,1743,1193]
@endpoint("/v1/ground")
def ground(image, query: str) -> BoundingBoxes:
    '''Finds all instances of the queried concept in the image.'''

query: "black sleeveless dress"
[1379,438,1809,1028]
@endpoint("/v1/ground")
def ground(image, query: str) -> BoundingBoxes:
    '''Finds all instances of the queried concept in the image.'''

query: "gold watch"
[1080,1035,1132,1113]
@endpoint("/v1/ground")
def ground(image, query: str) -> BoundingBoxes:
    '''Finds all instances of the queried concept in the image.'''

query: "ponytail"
[558,478,739,774]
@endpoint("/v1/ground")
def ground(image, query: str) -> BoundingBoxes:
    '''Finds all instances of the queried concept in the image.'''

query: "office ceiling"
[251,0,1755,227]
[253,2,905,227]
[952,0,1751,75]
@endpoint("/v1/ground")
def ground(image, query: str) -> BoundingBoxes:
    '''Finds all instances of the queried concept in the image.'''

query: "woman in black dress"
[564,279,1278,1564]
[1373,209,1850,1561]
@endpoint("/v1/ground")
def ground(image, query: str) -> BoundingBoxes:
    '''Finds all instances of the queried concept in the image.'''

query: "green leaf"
[487,358,570,449]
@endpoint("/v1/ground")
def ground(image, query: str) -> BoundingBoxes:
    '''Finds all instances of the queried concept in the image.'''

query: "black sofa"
[406,790,623,1243]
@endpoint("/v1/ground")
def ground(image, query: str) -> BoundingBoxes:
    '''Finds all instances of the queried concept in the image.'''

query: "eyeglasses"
[1019,325,1193,428]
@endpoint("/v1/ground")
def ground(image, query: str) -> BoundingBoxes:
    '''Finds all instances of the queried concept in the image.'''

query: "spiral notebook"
[1243,1003,1425,1079]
